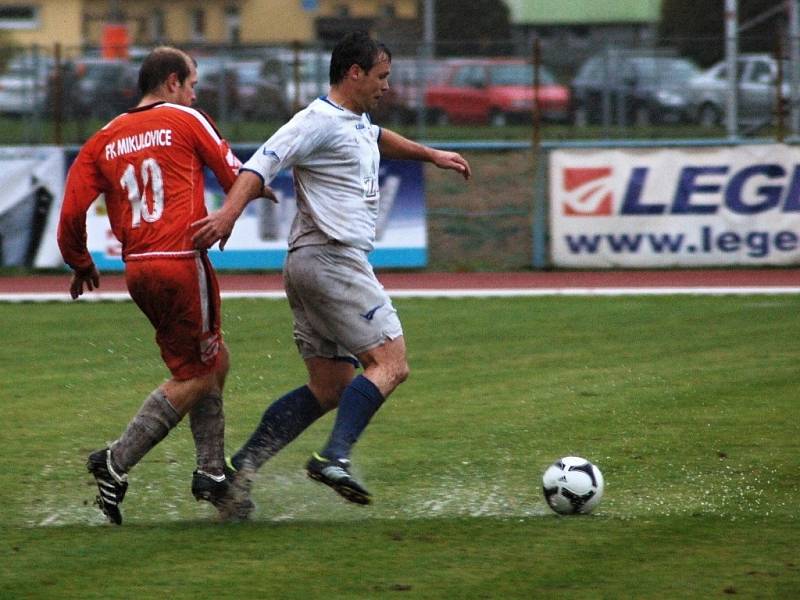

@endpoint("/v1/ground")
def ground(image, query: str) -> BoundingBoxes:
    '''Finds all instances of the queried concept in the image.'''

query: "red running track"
[1,269,798,293]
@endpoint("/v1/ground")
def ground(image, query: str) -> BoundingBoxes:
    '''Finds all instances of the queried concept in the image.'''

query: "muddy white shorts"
[283,242,404,362]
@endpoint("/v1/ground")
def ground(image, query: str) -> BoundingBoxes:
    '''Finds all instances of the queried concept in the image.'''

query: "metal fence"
[0,33,796,145]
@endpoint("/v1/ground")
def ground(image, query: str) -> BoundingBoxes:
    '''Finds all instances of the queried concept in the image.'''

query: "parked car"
[260,49,329,112]
[228,59,291,121]
[370,57,449,124]
[571,52,700,126]
[194,57,240,121]
[424,58,570,126]
[687,54,789,128]
[194,56,293,122]
[70,58,139,119]
[0,55,54,116]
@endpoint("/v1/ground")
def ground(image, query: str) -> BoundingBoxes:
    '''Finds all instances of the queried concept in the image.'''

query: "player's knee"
[310,381,349,411]
[213,344,230,384]
[391,360,410,388]
[216,343,230,373]
[400,360,410,383]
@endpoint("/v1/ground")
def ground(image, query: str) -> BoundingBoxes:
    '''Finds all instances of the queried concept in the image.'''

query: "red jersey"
[58,102,240,270]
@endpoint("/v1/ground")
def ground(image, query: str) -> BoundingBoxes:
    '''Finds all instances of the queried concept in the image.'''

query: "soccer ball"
[542,456,604,515]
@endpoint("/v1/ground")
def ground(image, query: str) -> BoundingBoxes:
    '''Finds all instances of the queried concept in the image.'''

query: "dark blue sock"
[233,385,323,470]
[321,374,385,460]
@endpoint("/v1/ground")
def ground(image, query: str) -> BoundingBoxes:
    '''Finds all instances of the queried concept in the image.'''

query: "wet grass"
[1,295,798,598]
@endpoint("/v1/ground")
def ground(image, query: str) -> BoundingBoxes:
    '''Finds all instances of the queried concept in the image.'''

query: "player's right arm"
[192,171,267,250]
[192,112,323,251]
[57,145,106,298]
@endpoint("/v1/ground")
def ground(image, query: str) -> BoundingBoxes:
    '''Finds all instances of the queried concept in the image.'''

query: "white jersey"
[242,96,382,252]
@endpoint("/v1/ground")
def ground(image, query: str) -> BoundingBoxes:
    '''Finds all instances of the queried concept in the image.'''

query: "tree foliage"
[434,0,512,56]
[660,0,789,67]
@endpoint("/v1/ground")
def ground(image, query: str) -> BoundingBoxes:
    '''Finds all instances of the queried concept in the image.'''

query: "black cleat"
[306,453,371,505]
[87,448,128,525]
[191,469,230,506]
[194,460,256,522]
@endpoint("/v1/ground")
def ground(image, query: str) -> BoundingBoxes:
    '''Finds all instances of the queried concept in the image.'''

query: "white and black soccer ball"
[542,456,604,515]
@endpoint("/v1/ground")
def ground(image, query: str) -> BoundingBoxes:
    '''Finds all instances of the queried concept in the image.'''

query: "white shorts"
[283,243,404,362]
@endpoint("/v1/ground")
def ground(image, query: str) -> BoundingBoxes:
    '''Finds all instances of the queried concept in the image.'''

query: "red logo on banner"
[562,167,613,216]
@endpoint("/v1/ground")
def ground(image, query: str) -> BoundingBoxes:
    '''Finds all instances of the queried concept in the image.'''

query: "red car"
[424,58,570,126]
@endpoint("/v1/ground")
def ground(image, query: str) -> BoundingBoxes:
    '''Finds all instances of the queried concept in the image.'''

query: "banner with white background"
[72,145,427,271]
[0,146,64,268]
[550,144,800,268]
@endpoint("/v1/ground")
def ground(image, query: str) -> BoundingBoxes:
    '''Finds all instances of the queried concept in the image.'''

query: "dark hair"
[329,31,391,85]
[137,46,194,96]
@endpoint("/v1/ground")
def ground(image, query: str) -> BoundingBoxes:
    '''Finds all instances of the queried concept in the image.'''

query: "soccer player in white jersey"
[192,31,471,512]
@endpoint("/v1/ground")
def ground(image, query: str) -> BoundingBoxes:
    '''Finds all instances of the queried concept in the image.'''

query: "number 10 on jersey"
[120,159,165,227]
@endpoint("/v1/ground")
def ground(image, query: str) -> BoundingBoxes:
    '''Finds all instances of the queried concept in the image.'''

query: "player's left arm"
[378,128,471,180]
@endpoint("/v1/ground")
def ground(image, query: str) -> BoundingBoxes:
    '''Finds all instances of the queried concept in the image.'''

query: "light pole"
[724,0,739,140]
[417,0,436,136]
[788,0,800,138]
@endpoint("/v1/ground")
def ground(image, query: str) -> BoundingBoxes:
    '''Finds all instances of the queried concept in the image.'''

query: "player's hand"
[192,209,237,251]
[69,264,100,299]
[432,150,471,180]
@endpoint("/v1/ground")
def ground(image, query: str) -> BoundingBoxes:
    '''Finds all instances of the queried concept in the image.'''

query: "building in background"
[0,0,418,57]
[314,0,418,52]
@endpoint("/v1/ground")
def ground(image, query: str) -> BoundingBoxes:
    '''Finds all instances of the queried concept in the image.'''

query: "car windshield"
[4,60,51,80]
[82,63,121,78]
[629,58,699,83]
[489,64,555,86]
[234,63,262,85]
[195,58,233,79]
[299,61,327,84]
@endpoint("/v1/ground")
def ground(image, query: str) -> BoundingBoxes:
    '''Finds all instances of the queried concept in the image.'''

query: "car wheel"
[426,109,450,126]
[634,105,650,127]
[698,103,721,128]
[573,105,588,127]
[489,109,507,127]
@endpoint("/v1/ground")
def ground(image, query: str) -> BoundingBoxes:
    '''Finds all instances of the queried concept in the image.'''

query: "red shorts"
[125,253,222,381]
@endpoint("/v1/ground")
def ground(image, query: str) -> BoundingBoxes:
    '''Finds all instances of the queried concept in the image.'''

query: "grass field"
[1,295,799,598]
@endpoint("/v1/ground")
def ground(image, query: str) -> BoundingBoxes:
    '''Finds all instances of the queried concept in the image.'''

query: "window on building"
[380,4,395,18]
[0,5,40,30]
[225,5,241,45]
[151,9,165,42]
[190,8,206,41]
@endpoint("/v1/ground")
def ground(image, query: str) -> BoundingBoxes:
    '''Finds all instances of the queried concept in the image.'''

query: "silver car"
[689,53,789,128]
[0,55,53,116]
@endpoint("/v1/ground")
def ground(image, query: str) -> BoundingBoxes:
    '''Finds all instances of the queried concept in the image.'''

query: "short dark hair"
[329,31,391,85]
[137,46,194,96]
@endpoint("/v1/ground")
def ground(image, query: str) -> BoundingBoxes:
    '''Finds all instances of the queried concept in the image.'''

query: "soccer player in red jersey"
[57,46,271,524]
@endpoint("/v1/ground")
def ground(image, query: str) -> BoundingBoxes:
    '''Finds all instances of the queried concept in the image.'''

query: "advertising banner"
[81,145,426,271]
[0,146,64,268]
[550,144,800,268]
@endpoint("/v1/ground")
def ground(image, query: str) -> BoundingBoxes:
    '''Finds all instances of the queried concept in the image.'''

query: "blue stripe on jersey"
[320,96,344,110]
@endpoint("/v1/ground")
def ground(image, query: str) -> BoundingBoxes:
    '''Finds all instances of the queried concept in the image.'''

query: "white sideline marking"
[1,286,799,303]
